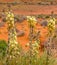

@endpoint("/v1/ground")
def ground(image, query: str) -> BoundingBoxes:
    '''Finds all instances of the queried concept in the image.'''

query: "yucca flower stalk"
[27,16,37,27]
[47,17,56,46]
[27,16,39,65]
[5,11,20,65]
[27,16,37,53]
[47,17,56,37]
[46,17,56,65]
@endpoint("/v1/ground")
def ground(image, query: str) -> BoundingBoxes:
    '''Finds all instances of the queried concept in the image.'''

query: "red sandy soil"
[0,2,57,49]
[13,5,57,15]
[0,5,57,15]
[0,0,14,2]
[0,0,57,2]
[0,19,48,50]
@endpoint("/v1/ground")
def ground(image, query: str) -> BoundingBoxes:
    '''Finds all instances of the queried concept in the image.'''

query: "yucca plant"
[47,17,56,37]
[4,10,22,65]
[45,16,56,65]
[27,16,38,65]
[0,12,56,65]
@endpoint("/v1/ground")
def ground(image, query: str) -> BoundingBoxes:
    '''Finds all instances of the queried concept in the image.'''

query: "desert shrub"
[45,15,50,18]
[14,15,26,22]
[0,40,7,65]
[41,20,48,27]
[0,40,7,57]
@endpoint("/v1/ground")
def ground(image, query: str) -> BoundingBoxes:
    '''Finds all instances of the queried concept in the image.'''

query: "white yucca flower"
[11,44,15,47]
[49,18,55,25]
[27,16,37,22]
[17,52,20,55]
[10,17,14,21]
[7,13,11,18]
[27,16,37,27]
[14,40,18,44]
[6,12,14,21]
[48,17,56,36]
[14,47,18,50]
[10,40,13,44]
[10,55,12,59]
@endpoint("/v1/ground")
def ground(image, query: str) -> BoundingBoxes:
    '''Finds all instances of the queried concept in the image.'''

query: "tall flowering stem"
[47,17,56,37]
[27,16,38,65]
[46,17,56,65]
[27,16,37,53]
[5,11,20,65]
